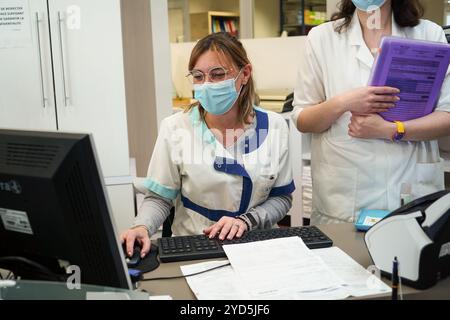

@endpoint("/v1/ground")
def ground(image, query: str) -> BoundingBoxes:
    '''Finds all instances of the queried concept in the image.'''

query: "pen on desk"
[392,257,399,301]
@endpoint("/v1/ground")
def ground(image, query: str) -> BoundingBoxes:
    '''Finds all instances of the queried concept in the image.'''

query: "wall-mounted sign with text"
[0,0,32,49]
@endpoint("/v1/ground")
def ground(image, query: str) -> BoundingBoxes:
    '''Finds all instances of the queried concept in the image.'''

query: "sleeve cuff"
[435,105,450,113]
[239,211,259,231]
[131,224,152,237]
[290,106,304,124]
[143,178,179,200]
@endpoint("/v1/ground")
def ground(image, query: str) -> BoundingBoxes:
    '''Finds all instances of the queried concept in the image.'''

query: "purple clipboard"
[368,36,450,122]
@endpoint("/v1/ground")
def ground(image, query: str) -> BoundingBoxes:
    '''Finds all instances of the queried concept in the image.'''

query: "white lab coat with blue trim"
[144,106,295,236]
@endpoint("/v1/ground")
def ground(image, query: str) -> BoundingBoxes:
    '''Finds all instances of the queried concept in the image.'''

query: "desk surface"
[140,223,450,300]
[0,280,149,300]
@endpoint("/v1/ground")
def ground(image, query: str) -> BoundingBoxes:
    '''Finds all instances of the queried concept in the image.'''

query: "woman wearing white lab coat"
[121,33,294,257]
[293,0,450,225]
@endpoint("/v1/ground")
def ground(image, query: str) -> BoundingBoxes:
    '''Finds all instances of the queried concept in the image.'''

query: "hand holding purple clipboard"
[368,36,450,122]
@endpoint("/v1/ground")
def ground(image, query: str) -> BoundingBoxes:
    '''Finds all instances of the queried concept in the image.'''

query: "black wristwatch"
[236,216,251,230]
[238,212,258,231]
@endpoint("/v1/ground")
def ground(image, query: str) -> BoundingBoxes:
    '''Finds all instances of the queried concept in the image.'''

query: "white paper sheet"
[314,247,391,297]
[180,260,251,300]
[181,238,391,300]
[222,237,349,300]
[149,295,173,300]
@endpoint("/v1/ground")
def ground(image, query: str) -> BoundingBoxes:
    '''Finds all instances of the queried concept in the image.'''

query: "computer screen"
[0,129,132,290]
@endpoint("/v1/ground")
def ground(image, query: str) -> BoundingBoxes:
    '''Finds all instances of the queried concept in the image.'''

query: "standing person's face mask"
[352,0,386,11]
[194,70,243,116]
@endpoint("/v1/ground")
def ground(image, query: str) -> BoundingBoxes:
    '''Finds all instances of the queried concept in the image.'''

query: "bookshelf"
[280,0,327,36]
[190,11,240,41]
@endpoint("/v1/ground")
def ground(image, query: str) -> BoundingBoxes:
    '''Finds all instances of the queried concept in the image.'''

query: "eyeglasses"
[186,66,234,85]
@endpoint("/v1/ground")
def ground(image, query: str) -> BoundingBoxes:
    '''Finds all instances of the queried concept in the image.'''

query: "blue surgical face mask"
[194,70,243,116]
[352,0,386,12]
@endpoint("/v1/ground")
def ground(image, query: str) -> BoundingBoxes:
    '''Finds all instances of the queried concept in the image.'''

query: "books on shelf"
[211,16,238,36]
[190,11,239,41]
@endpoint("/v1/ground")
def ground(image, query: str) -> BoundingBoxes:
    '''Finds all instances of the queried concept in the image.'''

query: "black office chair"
[162,207,175,238]
[282,92,294,113]
[443,26,450,44]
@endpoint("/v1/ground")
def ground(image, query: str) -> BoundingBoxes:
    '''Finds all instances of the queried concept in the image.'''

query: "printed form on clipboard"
[368,36,450,122]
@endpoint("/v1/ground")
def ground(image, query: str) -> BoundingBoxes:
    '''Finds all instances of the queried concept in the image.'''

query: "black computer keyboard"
[157,226,333,263]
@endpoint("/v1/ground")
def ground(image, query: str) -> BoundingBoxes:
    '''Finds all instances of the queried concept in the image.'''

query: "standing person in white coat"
[121,32,295,258]
[292,0,450,225]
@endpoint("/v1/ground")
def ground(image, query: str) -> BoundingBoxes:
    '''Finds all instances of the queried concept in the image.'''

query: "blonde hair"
[186,32,259,124]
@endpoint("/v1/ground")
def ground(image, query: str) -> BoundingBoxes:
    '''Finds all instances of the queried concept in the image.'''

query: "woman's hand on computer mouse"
[204,217,248,241]
[120,226,151,258]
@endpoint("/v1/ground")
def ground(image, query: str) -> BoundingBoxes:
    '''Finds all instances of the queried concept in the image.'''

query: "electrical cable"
[141,262,231,282]
[0,257,63,281]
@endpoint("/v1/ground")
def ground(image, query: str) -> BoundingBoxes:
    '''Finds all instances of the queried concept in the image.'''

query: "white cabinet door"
[48,0,130,178]
[0,0,57,130]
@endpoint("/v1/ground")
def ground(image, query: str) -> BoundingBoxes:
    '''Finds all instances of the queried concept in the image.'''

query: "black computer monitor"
[0,129,132,290]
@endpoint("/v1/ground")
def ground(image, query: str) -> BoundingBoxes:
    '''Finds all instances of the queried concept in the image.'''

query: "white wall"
[168,0,189,42]
[169,0,284,41]
[254,0,280,38]
[189,0,239,13]
[422,0,445,26]
[169,8,184,42]
[168,0,240,43]
[326,0,340,20]
[171,36,307,98]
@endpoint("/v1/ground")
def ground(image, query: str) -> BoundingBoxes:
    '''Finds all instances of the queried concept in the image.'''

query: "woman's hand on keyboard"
[204,217,248,241]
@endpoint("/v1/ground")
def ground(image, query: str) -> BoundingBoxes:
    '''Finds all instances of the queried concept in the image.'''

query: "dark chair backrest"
[282,92,294,113]
[443,26,450,44]
[162,207,175,238]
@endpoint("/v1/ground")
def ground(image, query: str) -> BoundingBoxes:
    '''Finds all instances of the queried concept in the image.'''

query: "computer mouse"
[122,242,160,273]
[123,242,142,268]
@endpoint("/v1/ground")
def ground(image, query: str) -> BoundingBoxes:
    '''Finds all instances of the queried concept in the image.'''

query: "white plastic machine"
[365,191,450,289]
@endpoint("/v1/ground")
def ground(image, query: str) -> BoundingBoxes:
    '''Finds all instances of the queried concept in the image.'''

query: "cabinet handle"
[35,12,47,109]
[58,11,70,107]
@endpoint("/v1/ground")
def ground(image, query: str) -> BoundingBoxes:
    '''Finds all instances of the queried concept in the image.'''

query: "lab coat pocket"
[412,161,445,199]
[313,162,357,222]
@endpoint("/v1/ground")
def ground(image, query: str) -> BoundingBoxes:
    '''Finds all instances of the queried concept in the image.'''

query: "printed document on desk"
[314,247,391,297]
[222,237,349,300]
[181,238,391,300]
[369,36,450,122]
[180,260,251,300]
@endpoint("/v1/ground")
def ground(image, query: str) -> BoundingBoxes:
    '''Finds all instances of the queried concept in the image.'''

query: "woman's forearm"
[297,96,347,133]
[241,194,293,230]
[403,111,450,141]
[133,191,173,236]
[296,86,401,134]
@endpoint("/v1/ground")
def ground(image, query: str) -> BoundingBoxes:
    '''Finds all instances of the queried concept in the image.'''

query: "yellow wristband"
[392,121,405,141]
[394,121,405,134]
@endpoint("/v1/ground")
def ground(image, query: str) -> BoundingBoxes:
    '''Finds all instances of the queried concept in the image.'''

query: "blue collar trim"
[189,106,269,154]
